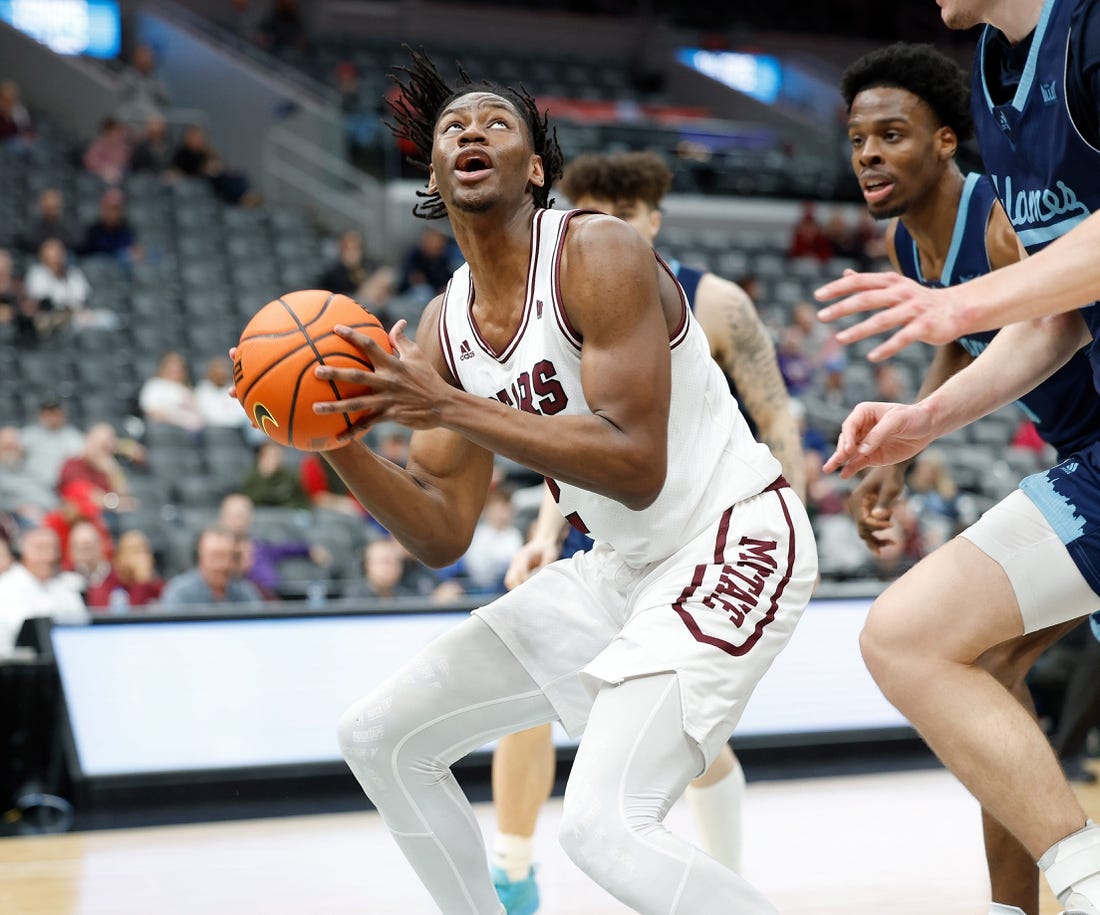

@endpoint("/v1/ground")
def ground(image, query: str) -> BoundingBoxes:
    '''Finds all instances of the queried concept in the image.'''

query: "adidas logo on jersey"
[536,299,544,319]
[1041,81,1058,104]
[459,340,475,360]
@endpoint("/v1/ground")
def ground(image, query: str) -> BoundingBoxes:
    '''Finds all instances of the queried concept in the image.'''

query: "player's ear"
[650,207,663,238]
[935,125,958,162]
[529,154,545,189]
[427,164,438,195]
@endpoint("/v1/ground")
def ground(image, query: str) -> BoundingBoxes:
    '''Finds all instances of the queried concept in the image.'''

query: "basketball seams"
[237,320,382,404]
[276,293,360,441]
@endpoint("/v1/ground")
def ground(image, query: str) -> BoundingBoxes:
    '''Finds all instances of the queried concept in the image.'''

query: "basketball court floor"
[3,761,1097,914]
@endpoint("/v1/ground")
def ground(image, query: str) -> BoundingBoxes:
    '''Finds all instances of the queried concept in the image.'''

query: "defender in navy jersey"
[316,50,817,915]
[488,150,805,913]
[818,10,1100,913]
[841,43,1100,915]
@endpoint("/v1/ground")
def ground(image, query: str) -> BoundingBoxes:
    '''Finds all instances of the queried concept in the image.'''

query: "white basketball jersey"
[438,208,781,566]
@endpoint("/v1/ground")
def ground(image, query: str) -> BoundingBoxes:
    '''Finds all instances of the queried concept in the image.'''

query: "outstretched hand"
[824,400,937,479]
[312,319,450,443]
[815,270,965,361]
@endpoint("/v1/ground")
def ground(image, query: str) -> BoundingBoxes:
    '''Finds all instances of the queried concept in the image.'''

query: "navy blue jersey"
[973,0,1100,600]
[894,171,1100,460]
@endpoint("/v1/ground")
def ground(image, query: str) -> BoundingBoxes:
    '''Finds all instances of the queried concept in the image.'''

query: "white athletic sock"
[987,903,1026,914]
[492,832,534,882]
[1039,820,1100,911]
[684,756,746,872]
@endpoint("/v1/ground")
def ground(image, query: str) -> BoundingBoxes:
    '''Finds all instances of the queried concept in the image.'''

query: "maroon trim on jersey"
[551,210,591,353]
[467,210,543,364]
[654,250,691,349]
[671,481,796,658]
[438,278,464,388]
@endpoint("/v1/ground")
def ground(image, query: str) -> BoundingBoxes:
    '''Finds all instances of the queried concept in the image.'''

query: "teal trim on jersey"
[941,173,982,286]
[1016,212,1090,247]
[1020,469,1087,543]
[978,0,1057,114]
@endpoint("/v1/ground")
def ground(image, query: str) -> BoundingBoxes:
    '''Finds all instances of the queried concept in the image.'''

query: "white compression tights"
[337,616,776,915]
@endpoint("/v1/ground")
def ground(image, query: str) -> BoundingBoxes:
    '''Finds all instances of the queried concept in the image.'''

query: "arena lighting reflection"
[0,0,121,58]
[676,48,783,105]
[49,597,908,780]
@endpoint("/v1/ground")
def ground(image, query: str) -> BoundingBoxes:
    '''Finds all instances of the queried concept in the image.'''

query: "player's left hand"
[824,400,936,479]
[312,320,450,442]
[815,270,964,361]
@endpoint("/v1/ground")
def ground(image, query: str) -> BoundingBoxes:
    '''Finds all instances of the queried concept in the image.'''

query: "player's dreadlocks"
[387,46,564,220]
[841,42,974,142]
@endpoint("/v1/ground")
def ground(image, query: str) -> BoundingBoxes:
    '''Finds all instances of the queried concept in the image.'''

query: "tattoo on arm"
[722,288,807,499]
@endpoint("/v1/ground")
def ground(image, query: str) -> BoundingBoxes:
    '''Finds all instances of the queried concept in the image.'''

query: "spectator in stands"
[791,301,846,403]
[316,229,377,299]
[343,537,424,600]
[455,486,524,596]
[905,448,975,555]
[17,188,79,254]
[116,44,171,122]
[871,362,911,404]
[58,422,137,518]
[0,79,34,147]
[80,188,141,263]
[299,452,367,517]
[1012,417,1054,459]
[218,492,331,598]
[0,425,58,526]
[776,325,816,396]
[195,355,253,432]
[82,116,132,186]
[0,248,31,344]
[171,123,259,207]
[335,61,385,172]
[255,0,311,57]
[160,523,263,606]
[240,441,310,509]
[21,394,84,495]
[0,527,86,655]
[397,227,458,304]
[24,238,115,332]
[129,112,174,175]
[787,201,833,262]
[84,529,164,610]
[139,350,204,433]
[61,518,114,601]
[821,208,862,261]
[43,479,113,563]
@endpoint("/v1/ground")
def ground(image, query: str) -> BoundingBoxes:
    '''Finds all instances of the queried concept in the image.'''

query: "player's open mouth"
[455,150,493,182]
[862,179,895,204]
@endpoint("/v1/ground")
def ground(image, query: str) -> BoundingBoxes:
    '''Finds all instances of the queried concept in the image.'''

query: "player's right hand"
[824,400,936,478]
[504,539,560,591]
[848,464,906,552]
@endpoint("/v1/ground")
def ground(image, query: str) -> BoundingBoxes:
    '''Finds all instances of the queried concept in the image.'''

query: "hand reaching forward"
[824,400,937,479]
[848,464,907,552]
[312,320,451,443]
[815,270,968,362]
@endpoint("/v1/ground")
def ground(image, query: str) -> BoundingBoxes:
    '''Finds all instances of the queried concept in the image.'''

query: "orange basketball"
[233,290,394,452]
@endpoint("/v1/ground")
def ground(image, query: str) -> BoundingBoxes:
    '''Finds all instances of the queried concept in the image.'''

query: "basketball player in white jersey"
[489,150,808,914]
[309,49,818,914]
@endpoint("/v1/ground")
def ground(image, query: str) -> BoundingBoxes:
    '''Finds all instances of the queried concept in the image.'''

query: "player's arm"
[692,273,806,500]
[815,206,1100,361]
[827,308,1091,477]
[503,485,569,590]
[323,298,497,568]
[320,216,670,511]
[847,220,973,548]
